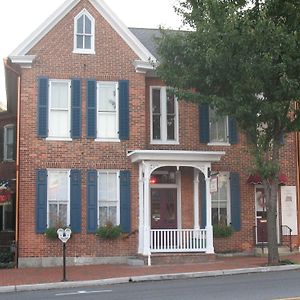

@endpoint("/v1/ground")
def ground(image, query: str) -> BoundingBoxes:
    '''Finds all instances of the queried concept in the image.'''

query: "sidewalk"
[1,253,300,293]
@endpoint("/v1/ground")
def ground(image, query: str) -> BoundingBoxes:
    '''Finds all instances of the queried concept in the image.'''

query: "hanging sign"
[210,176,218,193]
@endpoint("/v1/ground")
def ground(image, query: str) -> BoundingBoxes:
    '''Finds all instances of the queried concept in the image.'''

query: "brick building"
[5,0,300,267]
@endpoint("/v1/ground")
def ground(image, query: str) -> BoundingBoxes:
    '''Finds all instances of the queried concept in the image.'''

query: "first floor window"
[150,86,178,144]
[0,204,14,231]
[4,125,15,161]
[211,172,230,225]
[47,170,70,228]
[209,108,228,143]
[98,171,119,227]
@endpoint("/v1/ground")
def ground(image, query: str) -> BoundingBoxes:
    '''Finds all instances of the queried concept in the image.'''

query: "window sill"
[207,142,231,146]
[151,140,179,145]
[3,159,15,162]
[46,137,72,142]
[73,49,95,55]
[95,138,121,143]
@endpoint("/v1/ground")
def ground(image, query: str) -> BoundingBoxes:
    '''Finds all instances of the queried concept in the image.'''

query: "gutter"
[3,58,21,267]
[296,131,300,250]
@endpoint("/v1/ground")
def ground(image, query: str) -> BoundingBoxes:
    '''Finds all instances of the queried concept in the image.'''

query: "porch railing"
[150,229,207,253]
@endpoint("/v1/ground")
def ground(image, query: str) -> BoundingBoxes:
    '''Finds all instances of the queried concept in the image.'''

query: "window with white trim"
[4,124,14,161]
[150,86,178,144]
[97,82,119,140]
[209,108,228,143]
[74,9,95,54]
[48,80,71,139]
[98,171,119,227]
[47,170,70,228]
[211,172,231,225]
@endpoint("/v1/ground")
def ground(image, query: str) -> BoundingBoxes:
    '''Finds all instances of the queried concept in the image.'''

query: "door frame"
[150,171,181,229]
[255,185,280,244]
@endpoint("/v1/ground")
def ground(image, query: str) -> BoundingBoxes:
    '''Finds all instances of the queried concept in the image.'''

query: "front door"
[151,188,177,229]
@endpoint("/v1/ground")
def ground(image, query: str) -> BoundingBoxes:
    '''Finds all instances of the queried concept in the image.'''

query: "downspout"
[3,59,21,267]
[296,131,300,250]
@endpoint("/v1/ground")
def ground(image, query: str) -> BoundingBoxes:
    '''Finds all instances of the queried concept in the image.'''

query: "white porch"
[128,150,225,265]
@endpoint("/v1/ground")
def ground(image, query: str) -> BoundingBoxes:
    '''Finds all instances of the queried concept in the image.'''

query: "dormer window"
[74,9,95,54]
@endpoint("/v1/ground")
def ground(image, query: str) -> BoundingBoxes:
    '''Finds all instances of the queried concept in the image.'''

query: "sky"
[0,0,184,107]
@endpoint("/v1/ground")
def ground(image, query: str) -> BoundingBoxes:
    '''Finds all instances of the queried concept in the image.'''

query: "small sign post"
[57,228,72,282]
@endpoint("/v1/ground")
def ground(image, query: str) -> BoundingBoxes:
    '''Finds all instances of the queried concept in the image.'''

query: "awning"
[247,174,287,185]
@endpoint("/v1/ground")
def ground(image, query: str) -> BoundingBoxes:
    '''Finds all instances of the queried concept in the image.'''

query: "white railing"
[150,229,207,253]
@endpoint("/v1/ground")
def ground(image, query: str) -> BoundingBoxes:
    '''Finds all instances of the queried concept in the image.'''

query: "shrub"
[213,224,234,238]
[44,227,58,240]
[95,222,122,240]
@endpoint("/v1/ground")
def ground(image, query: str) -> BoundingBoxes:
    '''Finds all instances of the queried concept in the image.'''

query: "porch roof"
[127,150,225,163]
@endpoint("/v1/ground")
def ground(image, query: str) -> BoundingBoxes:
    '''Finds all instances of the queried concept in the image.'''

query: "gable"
[9,0,156,70]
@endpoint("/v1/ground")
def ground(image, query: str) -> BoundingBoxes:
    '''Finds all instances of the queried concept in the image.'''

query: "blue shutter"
[120,170,131,233]
[70,169,81,233]
[200,173,206,228]
[87,80,97,139]
[229,117,238,144]
[87,170,98,233]
[36,169,47,233]
[118,80,129,140]
[38,77,49,138]
[230,172,241,231]
[199,104,209,143]
[71,79,81,139]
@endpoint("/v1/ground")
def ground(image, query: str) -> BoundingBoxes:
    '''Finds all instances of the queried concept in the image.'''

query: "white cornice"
[9,0,156,66]
[127,150,225,163]
[9,55,36,68]
[133,60,157,73]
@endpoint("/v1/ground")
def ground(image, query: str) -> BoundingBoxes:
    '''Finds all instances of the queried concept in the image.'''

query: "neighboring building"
[0,59,18,252]
[5,0,300,267]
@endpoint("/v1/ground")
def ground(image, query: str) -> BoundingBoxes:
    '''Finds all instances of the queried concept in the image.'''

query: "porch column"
[193,169,200,230]
[142,163,151,256]
[205,175,214,253]
[138,163,144,254]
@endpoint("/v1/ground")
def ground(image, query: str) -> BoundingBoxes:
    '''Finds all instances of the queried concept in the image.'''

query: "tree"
[156,0,300,265]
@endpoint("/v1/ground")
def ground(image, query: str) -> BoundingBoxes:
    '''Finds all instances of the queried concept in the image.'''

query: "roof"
[9,0,156,69]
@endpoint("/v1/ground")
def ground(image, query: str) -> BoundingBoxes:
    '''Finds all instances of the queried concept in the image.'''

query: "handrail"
[281,225,293,252]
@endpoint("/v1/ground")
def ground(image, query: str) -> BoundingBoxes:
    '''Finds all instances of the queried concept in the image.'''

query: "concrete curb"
[1,264,300,294]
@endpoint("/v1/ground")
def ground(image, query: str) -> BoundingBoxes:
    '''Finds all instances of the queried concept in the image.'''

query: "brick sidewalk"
[0,254,299,287]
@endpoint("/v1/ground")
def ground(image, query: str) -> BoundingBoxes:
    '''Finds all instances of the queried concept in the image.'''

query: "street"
[1,269,300,300]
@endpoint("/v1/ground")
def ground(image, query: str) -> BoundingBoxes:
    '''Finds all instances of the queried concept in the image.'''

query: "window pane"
[77,35,83,49]
[152,115,161,140]
[98,84,116,111]
[49,203,58,227]
[99,207,108,227]
[49,110,69,137]
[167,93,175,114]
[85,15,91,34]
[167,115,175,140]
[59,204,68,227]
[108,206,117,225]
[50,82,69,109]
[85,36,91,49]
[98,113,117,138]
[6,128,14,144]
[48,171,68,201]
[152,89,161,113]
[77,15,84,34]
[6,145,13,160]
[107,173,117,200]
[209,109,227,142]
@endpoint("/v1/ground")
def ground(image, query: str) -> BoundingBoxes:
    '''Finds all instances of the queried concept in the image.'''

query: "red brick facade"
[9,0,299,266]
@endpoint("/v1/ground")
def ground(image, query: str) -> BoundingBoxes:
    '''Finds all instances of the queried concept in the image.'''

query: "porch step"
[144,253,216,265]
[254,246,296,256]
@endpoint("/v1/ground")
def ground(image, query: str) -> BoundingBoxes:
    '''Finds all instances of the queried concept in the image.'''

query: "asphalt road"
[1,269,300,300]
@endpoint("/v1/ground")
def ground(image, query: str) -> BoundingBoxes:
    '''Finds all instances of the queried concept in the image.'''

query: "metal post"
[62,242,66,281]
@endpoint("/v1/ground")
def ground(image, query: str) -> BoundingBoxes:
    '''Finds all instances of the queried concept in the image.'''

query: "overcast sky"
[0,0,183,107]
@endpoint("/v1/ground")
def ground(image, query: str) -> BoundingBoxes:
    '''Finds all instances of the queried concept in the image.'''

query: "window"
[4,125,15,161]
[209,108,228,143]
[150,86,178,144]
[38,78,81,140]
[211,173,230,226]
[47,170,70,228]
[0,204,14,231]
[98,171,119,227]
[74,9,95,54]
[48,80,71,139]
[97,82,118,140]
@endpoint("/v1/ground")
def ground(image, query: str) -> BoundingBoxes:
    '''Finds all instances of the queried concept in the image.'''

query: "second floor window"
[150,86,178,144]
[4,125,15,161]
[74,9,95,54]
[49,80,71,139]
[209,108,228,143]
